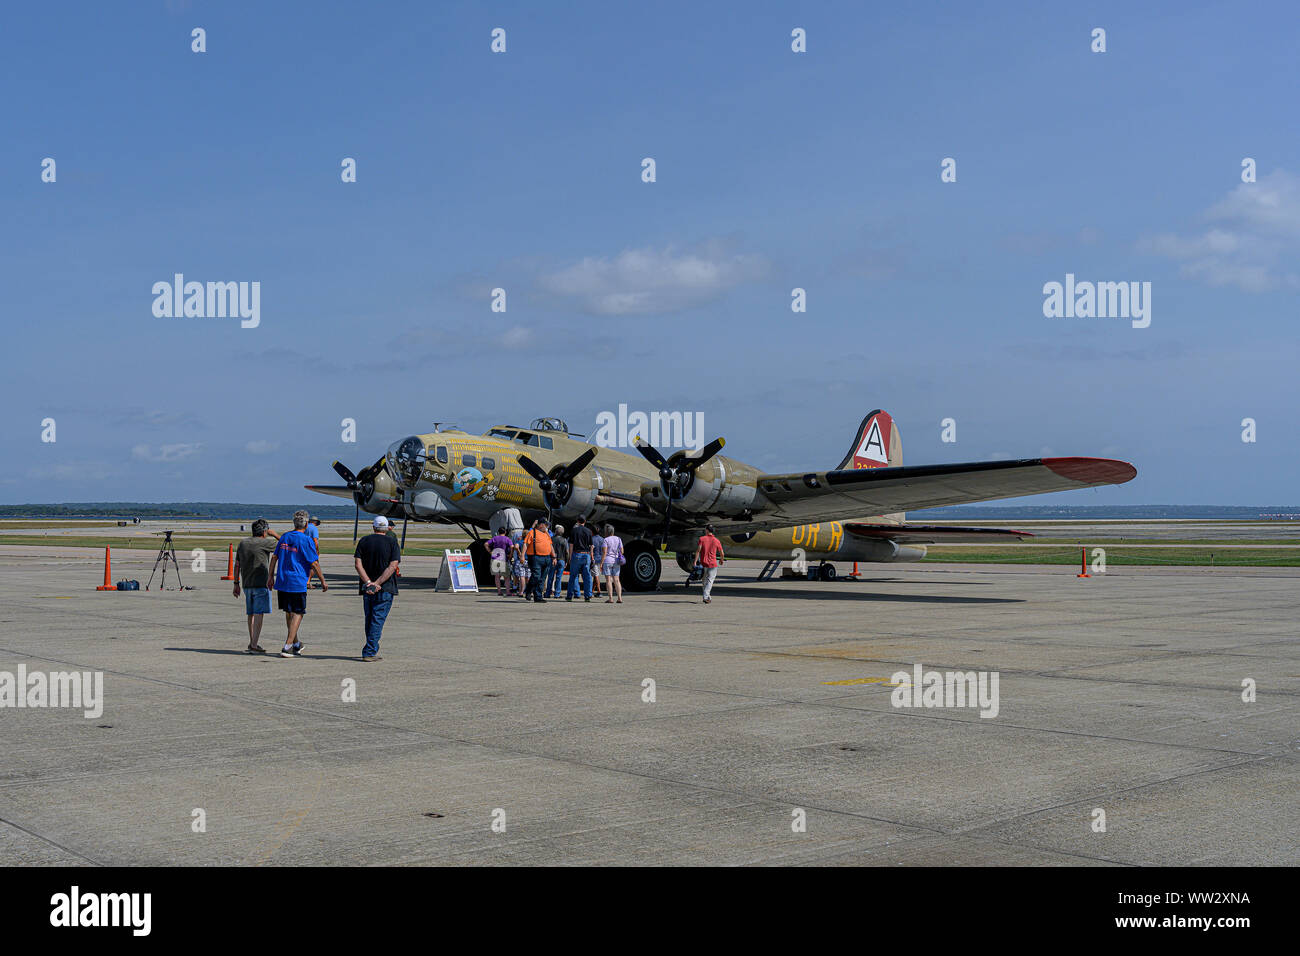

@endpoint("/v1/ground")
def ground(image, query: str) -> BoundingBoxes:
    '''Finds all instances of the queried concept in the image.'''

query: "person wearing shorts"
[233,518,276,653]
[268,510,327,658]
[600,524,624,604]
[487,527,513,596]
[509,532,527,597]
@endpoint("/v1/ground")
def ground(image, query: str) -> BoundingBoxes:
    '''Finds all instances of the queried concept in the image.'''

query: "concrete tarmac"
[0,544,1295,866]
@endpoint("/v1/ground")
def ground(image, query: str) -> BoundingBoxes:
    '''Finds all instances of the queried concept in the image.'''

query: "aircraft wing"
[711,457,1135,534]
[843,523,1034,543]
[305,484,357,500]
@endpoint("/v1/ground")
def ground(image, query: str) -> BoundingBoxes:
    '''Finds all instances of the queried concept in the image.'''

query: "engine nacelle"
[554,470,600,521]
[641,454,761,518]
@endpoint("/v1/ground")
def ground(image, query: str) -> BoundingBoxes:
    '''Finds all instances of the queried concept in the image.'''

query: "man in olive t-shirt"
[233,519,278,652]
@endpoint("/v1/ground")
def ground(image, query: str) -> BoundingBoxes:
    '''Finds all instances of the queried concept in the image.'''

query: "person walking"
[268,510,328,657]
[547,523,569,598]
[693,524,725,604]
[600,524,624,604]
[232,518,276,653]
[566,516,594,602]
[523,518,554,603]
[487,526,513,596]
[354,516,400,662]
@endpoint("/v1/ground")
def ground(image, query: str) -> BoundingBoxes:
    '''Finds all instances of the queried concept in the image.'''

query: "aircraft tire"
[621,540,661,592]
[817,562,837,581]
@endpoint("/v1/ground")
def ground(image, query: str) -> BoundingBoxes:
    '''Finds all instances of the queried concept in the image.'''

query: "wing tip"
[1042,457,1137,485]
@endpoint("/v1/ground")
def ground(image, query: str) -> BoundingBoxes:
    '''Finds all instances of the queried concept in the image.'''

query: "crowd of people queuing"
[487,515,636,604]
[233,510,726,661]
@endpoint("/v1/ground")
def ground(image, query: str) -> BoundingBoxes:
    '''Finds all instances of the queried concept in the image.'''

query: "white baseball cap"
[373,516,389,529]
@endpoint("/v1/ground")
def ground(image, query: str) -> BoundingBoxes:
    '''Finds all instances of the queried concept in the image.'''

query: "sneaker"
[291,642,304,656]
[704,597,711,604]
[361,656,383,662]
[535,597,547,604]
[565,595,573,602]
[246,645,267,654]
[279,648,295,658]
[584,596,591,602]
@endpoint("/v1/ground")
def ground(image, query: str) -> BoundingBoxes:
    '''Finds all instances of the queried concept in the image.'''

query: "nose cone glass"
[387,436,426,487]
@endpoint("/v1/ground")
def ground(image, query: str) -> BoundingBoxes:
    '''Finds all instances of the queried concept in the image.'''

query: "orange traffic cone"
[1077,547,1091,578]
[96,547,117,590]
[220,543,236,581]
[848,561,861,579]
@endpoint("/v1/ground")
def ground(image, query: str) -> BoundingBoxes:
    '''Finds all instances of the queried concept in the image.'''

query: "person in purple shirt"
[486,527,514,596]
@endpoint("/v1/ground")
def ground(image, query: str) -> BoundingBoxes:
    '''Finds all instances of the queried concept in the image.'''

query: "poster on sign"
[435,549,479,592]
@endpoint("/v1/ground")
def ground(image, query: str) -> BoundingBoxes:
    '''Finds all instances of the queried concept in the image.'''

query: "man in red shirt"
[692,525,725,604]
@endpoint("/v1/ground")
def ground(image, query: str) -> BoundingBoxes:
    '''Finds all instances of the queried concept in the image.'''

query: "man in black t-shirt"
[353,516,401,662]
[565,516,595,601]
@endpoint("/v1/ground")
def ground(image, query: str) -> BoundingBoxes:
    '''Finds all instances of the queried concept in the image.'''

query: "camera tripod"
[146,530,184,591]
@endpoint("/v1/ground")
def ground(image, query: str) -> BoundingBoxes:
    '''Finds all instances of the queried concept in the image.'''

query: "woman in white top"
[600,524,624,604]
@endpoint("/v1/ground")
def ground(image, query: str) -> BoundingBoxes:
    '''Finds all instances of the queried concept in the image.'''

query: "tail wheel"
[621,539,661,592]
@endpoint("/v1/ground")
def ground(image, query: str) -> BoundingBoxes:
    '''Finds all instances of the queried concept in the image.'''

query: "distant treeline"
[0,502,358,520]
[3,502,1297,522]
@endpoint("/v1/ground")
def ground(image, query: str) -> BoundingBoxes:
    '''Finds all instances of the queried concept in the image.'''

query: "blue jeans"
[567,552,593,598]
[546,558,566,597]
[362,590,393,657]
[526,555,552,600]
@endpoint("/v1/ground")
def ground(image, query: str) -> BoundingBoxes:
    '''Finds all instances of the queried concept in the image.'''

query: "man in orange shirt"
[523,518,554,604]
[692,524,725,605]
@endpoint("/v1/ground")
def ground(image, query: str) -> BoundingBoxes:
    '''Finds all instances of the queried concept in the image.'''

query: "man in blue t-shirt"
[268,510,328,658]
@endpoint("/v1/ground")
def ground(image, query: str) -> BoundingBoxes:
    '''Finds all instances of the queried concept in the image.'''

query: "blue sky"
[3,0,1297,505]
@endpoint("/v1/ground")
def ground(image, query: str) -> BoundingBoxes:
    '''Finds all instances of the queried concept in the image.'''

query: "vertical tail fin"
[835,410,904,523]
[835,410,902,470]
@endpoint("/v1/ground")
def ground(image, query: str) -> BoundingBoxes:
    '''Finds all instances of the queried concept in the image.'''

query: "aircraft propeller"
[332,456,388,542]
[516,448,598,527]
[633,436,726,544]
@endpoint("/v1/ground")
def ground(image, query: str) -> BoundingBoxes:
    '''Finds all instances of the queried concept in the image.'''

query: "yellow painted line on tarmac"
[821,677,897,686]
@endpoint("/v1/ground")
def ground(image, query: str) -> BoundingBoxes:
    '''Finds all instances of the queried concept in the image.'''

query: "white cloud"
[245,440,280,455]
[131,442,202,463]
[538,241,769,315]
[498,325,533,349]
[1141,170,1300,292]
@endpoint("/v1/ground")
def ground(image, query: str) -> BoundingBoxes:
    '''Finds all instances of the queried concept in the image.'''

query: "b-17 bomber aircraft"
[307,411,1136,591]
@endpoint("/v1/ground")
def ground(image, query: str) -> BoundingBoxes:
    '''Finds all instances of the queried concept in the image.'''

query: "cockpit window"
[540,436,553,449]
[488,429,516,440]
[435,446,448,464]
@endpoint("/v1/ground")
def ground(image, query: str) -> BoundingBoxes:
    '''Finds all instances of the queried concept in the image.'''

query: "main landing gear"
[619,539,661,591]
